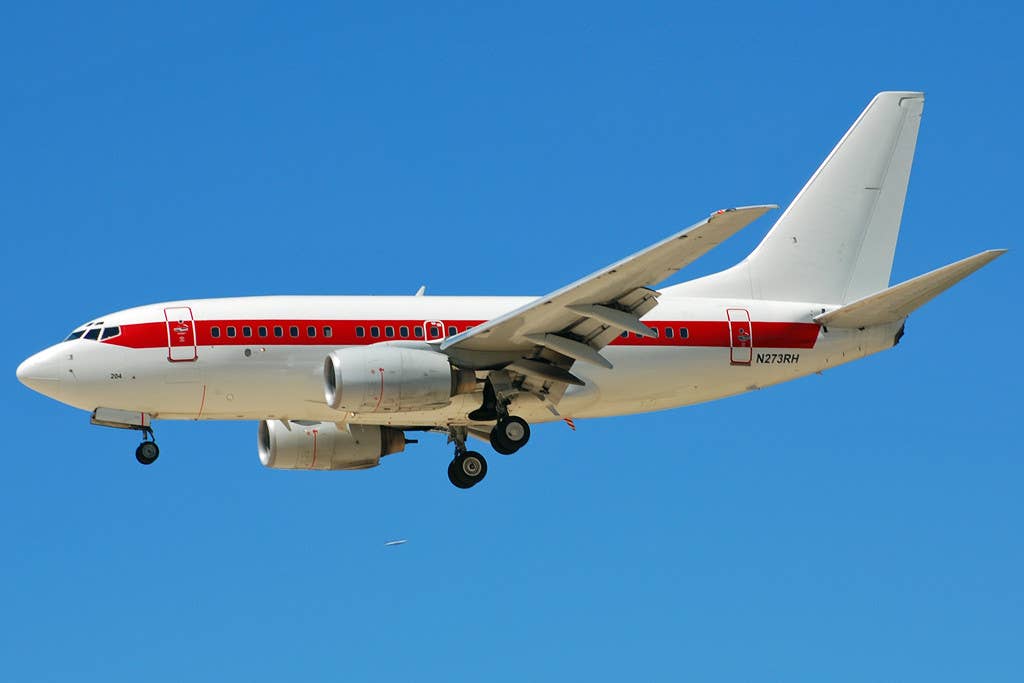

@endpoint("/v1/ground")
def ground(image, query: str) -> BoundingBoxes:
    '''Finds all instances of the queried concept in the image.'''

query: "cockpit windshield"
[65,320,117,342]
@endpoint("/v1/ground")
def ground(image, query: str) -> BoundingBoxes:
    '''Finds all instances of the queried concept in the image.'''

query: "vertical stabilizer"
[667,92,925,304]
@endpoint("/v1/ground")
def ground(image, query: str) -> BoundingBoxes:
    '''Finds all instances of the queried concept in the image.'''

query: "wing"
[441,205,776,402]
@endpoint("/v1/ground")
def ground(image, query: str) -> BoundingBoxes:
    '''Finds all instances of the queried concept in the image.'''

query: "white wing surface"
[441,205,775,397]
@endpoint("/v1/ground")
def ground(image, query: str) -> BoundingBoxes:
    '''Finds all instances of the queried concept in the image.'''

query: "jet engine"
[324,346,476,413]
[258,420,406,471]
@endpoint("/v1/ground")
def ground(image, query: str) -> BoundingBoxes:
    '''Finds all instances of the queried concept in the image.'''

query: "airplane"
[15,92,1005,489]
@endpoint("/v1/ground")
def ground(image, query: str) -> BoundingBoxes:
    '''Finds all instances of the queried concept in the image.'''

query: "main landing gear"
[489,415,531,455]
[470,376,533,456]
[447,428,487,489]
[444,412,533,489]
[134,427,160,465]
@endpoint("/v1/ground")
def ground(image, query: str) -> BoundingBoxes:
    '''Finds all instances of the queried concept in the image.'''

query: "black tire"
[447,459,473,489]
[490,415,531,454]
[135,441,160,465]
[489,432,517,456]
[448,452,487,488]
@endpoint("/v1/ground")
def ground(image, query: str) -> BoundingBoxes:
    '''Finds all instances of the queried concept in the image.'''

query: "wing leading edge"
[441,205,775,399]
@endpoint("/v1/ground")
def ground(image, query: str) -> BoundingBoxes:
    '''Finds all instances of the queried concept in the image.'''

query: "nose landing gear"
[134,428,160,465]
[90,410,161,466]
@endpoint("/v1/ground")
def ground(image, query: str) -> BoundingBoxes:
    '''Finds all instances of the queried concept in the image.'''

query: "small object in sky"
[384,539,408,547]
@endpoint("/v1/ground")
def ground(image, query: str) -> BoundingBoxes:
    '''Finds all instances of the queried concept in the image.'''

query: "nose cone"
[16,348,62,396]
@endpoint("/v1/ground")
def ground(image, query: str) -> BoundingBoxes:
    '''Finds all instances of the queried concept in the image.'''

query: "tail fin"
[668,92,925,304]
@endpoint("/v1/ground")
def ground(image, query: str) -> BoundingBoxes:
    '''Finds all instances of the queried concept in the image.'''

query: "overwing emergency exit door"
[165,306,198,362]
[423,320,446,341]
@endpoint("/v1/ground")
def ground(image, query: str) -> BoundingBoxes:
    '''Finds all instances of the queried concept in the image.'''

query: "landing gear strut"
[135,427,160,465]
[447,427,487,489]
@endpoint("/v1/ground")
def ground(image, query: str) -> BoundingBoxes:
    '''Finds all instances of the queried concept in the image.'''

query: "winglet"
[814,249,1006,328]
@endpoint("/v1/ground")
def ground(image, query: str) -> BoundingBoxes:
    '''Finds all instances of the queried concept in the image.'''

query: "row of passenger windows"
[67,322,692,344]
[354,325,467,339]
[620,327,689,339]
[200,324,690,341]
[210,325,334,339]
[206,324,473,341]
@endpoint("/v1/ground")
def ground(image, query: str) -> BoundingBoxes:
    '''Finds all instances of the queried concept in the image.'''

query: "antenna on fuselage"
[414,285,426,296]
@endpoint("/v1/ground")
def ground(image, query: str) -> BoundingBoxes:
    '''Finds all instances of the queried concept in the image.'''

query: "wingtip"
[976,248,1008,262]
[710,204,778,219]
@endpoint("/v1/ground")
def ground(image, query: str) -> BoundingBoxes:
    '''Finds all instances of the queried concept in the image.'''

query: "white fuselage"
[18,294,900,428]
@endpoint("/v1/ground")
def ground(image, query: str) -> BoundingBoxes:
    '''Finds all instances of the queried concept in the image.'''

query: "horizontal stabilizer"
[815,250,1006,328]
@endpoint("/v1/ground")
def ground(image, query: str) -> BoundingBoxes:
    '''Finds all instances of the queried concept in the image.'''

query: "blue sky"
[2,2,1021,680]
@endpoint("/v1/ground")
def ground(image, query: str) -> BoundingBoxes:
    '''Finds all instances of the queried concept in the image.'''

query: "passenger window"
[385,326,394,338]
[289,326,299,338]
[414,326,423,338]
[84,328,101,340]
[227,326,236,338]
[370,326,380,338]
[211,327,221,339]
[679,327,689,339]
[243,326,252,337]
[274,326,283,338]
[258,326,268,337]
[651,327,659,338]
[634,332,643,338]
[307,326,316,338]
[620,331,628,338]
[323,326,332,338]
[665,327,674,339]
[356,326,365,338]
[100,326,120,340]
[399,326,409,338]
[448,326,457,336]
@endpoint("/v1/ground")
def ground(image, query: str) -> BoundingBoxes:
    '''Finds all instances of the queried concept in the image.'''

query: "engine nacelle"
[324,345,476,413]
[258,420,406,471]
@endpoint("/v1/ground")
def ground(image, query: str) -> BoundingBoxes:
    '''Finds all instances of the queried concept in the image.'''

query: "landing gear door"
[727,308,753,366]
[423,320,446,342]
[165,306,198,362]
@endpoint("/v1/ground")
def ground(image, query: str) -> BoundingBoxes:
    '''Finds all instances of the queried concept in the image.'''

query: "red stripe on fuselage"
[100,318,821,350]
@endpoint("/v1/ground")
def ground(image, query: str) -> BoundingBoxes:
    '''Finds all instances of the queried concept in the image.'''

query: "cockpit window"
[64,329,86,341]
[84,328,101,340]
[100,326,121,340]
